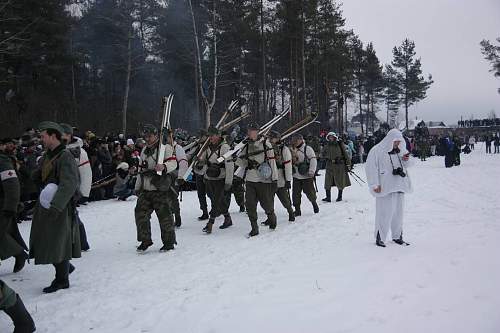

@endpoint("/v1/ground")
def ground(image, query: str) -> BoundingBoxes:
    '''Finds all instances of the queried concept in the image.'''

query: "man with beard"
[236,123,278,237]
[365,129,413,247]
[30,121,81,293]
[321,132,351,203]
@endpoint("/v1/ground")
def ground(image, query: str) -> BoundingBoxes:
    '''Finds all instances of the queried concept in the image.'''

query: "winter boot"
[393,233,410,246]
[198,211,209,221]
[248,221,259,237]
[160,231,177,252]
[203,219,214,234]
[288,210,295,222]
[219,215,233,229]
[4,294,36,333]
[312,201,319,214]
[336,189,343,202]
[376,231,386,248]
[175,213,182,228]
[136,240,153,252]
[43,261,70,293]
[294,207,301,217]
[69,263,76,274]
[322,189,331,202]
[13,251,28,273]
[239,205,246,213]
[268,215,277,230]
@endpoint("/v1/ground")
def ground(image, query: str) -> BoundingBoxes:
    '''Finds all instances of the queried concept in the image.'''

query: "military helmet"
[269,130,281,140]
[207,125,220,136]
[247,122,259,131]
[141,124,158,136]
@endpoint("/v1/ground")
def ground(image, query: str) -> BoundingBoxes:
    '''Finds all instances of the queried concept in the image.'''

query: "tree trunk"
[260,0,266,117]
[121,29,132,136]
[300,0,306,119]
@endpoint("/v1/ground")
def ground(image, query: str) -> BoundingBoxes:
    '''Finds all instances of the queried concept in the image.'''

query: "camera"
[392,167,406,178]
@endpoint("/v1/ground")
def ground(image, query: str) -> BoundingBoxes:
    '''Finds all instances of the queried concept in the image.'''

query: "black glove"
[47,207,61,221]
[285,181,291,189]
[2,210,16,219]
[177,178,185,187]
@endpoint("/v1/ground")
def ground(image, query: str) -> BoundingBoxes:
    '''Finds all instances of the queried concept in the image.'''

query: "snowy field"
[1,148,500,333]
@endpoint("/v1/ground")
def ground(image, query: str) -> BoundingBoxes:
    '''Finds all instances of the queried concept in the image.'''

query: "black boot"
[248,221,259,237]
[198,211,209,221]
[288,211,295,222]
[294,207,301,217]
[203,219,214,234]
[239,205,245,213]
[312,202,319,214]
[322,189,331,202]
[13,251,28,273]
[267,214,277,230]
[376,231,386,247]
[336,189,343,202]
[69,263,76,274]
[175,213,182,228]
[393,233,410,246]
[219,215,233,229]
[160,231,177,252]
[137,240,153,252]
[43,261,70,293]
[4,294,36,333]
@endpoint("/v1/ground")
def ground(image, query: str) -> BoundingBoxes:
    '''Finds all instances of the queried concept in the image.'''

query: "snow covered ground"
[2,148,500,333]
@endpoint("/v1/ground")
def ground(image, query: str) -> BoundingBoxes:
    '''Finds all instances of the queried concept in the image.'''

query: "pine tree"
[390,39,433,129]
[480,37,500,94]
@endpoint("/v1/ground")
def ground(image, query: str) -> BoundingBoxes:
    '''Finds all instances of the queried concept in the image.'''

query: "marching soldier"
[236,123,278,237]
[291,134,319,216]
[134,124,178,252]
[268,131,295,222]
[0,280,36,332]
[191,130,210,220]
[30,122,81,293]
[322,132,351,202]
[168,133,189,228]
[0,148,29,273]
[200,126,234,234]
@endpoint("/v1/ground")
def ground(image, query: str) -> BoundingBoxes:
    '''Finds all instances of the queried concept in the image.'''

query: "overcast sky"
[340,0,500,125]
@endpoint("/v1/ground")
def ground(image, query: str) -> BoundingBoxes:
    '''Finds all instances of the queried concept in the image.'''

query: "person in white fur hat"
[365,129,413,247]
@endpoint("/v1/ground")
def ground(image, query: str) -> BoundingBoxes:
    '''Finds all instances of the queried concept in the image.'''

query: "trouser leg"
[302,178,317,203]
[245,182,259,230]
[276,187,294,214]
[134,192,154,242]
[258,183,276,225]
[195,174,208,212]
[152,192,175,245]
[375,194,395,242]
[292,178,302,208]
[390,192,405,240]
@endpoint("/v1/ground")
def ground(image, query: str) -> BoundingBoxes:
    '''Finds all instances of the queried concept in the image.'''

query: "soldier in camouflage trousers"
[134,125,178,253]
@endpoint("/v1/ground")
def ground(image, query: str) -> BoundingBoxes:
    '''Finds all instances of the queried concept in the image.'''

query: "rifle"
[182,100,239,180]
[217,107,290,163]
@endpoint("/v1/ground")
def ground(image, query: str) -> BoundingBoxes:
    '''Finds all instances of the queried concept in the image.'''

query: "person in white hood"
[365,129,413,247]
